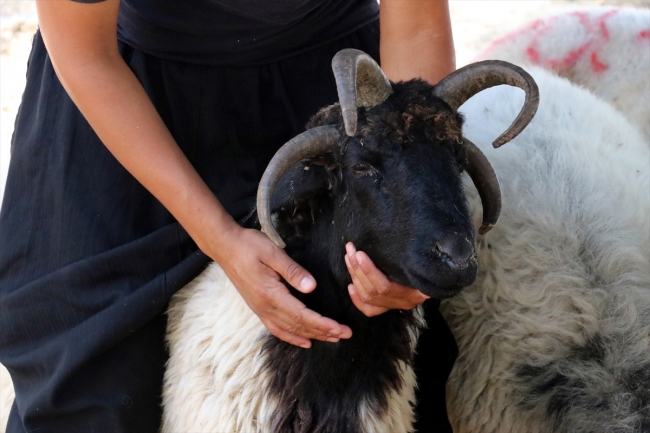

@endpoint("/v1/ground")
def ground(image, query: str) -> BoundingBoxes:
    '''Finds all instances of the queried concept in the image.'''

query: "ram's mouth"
[402,268,471,299]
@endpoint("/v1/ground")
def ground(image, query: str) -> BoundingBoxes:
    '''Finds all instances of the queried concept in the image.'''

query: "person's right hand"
[211,226,353,349]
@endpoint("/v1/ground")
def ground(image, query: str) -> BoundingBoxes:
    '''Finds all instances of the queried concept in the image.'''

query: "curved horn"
[332,49,393,137]
[257,125,340,248]
[463,138,501,235]
[434,60,539,148]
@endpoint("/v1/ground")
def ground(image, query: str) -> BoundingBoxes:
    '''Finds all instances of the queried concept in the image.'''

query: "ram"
[161,50,537,433]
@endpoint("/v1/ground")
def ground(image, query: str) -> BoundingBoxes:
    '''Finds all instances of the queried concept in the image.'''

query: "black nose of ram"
[431,235,475,270]
[400,231,477,298]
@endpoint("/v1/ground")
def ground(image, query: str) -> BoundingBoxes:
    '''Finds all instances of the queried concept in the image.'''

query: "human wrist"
[199,218,244,264]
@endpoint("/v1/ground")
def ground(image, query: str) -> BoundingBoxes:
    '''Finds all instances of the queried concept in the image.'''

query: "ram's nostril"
[432,236,474,265]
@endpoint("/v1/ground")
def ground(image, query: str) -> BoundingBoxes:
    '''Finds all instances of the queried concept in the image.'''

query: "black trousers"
[0,24,456,433]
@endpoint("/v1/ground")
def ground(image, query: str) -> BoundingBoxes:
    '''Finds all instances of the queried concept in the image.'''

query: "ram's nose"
[431,235,475,269]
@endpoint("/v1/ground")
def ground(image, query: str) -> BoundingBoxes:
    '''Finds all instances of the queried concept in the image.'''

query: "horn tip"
[492,137,507,148]
[342,111,357,137]
[262,228,286,248]
[478,223,495,236]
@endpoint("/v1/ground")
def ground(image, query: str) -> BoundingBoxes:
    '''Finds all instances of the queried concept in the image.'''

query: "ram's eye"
[353,163,373,175]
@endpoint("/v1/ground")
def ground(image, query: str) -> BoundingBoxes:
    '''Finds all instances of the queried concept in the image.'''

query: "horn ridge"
[463,138,502,235]
[434,60,539,148]
[332,49,393,137]
[257,125,340,248]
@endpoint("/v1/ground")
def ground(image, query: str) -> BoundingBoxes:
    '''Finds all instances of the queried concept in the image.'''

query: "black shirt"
[72,0,379,65]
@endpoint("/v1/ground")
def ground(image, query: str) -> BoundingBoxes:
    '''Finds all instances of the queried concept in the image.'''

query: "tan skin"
[35,0,455,348]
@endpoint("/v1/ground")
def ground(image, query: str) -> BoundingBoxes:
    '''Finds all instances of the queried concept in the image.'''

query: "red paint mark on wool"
[585,10,618,72]
[590,52,608,72]
[526,46,541,64]
[597,9,618,42]
[571,11,591,29]
[599,19,610,42]
[547,42,592,69]
[483,9,620,73]
[481,19,544,57]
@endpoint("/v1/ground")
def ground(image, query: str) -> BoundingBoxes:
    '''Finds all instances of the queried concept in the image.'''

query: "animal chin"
[402,267,473,299]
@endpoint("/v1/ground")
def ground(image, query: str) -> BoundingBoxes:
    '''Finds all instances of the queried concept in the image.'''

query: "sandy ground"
[0,0,648,426]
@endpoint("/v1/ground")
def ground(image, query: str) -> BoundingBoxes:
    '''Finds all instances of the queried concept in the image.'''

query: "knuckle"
[257,287,275,304]
[265,284,286,303]
[359,292,373,304]
[266,323,282,337]
[286,322,304,335]
[291,309,304,325]
[376,284,391,296]
[366,285,380,297]
[285,263,303,282]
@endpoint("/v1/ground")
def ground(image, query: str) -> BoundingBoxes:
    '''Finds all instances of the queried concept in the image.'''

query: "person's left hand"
[344,242,430,316]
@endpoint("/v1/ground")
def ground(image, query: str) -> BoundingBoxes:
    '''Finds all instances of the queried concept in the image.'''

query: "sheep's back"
[443,67,650,433]
[475,7,650,142]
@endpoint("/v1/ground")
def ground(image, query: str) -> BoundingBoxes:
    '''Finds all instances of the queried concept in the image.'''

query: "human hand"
[344,242,429,317]
[212,226,352,349]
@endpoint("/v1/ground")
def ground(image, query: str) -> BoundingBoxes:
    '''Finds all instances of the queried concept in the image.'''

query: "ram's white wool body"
[476,8,650,142]
[443,66,650,433]
[162,263,421,433]
[0,365,13,430]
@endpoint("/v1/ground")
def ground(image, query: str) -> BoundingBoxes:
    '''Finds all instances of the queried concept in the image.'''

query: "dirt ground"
[0,0,649,428]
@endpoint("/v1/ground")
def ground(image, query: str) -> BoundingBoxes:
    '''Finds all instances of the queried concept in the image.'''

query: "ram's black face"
[271,83,478,299]
[335,136,477,298]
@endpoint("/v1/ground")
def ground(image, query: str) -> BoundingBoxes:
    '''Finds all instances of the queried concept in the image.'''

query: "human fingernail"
[355,252,364,265]
[326,337,340,343]
[300,342,311,349]
[348,284,356,296]
[345,243,354,256]
[341,327,352,339]
[300,276,316,291]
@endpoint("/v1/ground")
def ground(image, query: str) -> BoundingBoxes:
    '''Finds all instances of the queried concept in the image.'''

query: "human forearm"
[380,0,456,84]
[37,0,237,258]
[55,57,237,256]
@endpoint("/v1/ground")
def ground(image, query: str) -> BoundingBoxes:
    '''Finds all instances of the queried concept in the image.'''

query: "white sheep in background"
[475,7,650,142]
[443,66,650,433]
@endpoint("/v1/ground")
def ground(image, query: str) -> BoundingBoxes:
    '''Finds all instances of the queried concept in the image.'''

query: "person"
[0,0,458,431]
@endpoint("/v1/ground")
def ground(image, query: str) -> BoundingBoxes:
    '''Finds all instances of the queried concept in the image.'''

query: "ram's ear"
[270,154,335,212]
